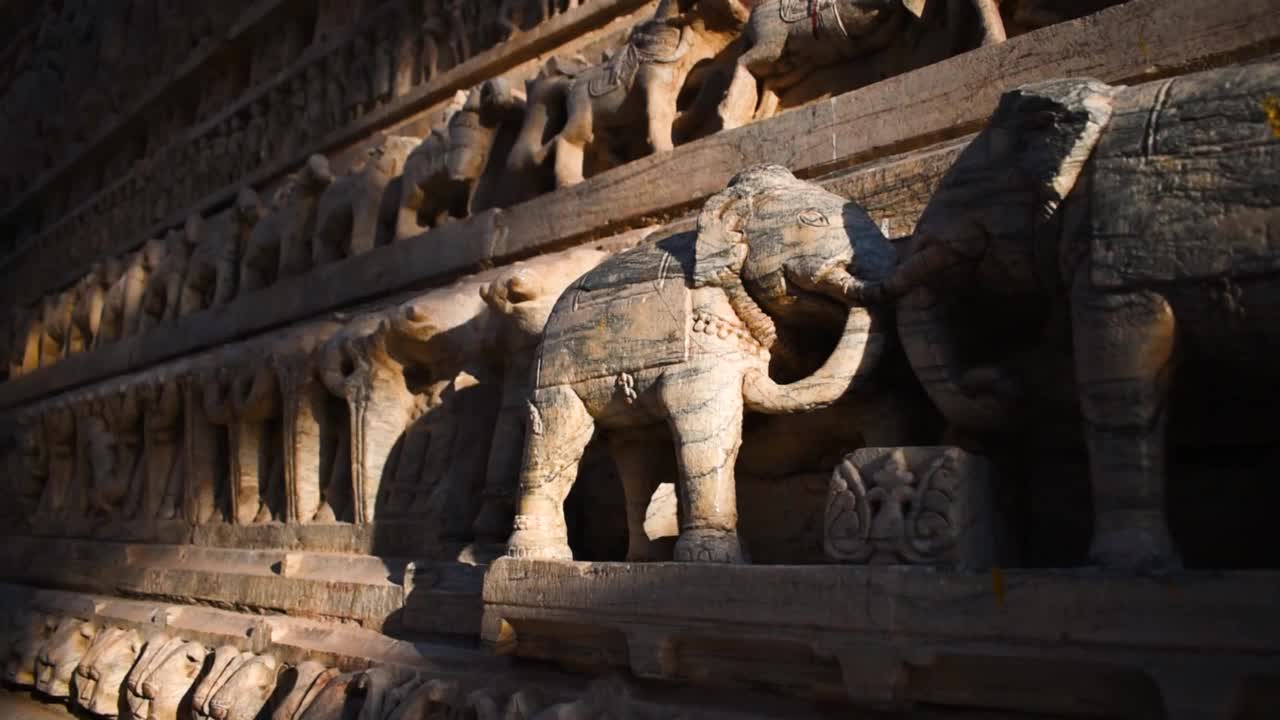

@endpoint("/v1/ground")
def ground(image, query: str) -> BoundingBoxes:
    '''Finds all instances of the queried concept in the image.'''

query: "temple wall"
[2,0,1279,718]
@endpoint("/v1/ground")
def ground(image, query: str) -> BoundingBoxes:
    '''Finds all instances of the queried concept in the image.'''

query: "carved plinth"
[482,559,1280,718]
[825,447,1002,570]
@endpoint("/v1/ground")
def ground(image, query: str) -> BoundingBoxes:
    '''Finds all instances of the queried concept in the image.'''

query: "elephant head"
[35,618,97,698]
[125,637,207,720]
[878,78,1117,431]
[73,625,143,717]
[447,77,526,188]
[207,653,280,720]
[695,164,896,412]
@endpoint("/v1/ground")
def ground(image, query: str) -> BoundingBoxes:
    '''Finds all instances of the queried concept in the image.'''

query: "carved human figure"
[313,136,418,267]
[14,413,51,520]
[140,376,186,522]
[35,617,97,698]
[521,0,739,187]
[825,446,997,568]
[875,63,1280,569]
[507,166,896,562]
[72,625,143,717]
[230,357,287,524]
[194,367,239,525]
[97,383,145,521]
[41,401,79,521]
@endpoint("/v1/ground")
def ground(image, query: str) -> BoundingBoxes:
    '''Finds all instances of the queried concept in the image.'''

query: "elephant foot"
[507,514,572,560]
[674,529,745,564]
[506,529,573,561]
[312,503,337,523]
[471,498,514,542]
[1089,511,1181,572]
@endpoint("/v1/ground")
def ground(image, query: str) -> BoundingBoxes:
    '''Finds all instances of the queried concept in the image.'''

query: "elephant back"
[1089,62,1280,290]
[535,234,693,387]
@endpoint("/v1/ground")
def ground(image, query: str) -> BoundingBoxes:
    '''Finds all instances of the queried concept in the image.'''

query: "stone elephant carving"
[124,635,208,720]
[202,651,280,720]
[36,287,78,367]
[139,224,200,333]
[313,136,418,267]
[66,259,120,355]
[396,80,524,240]
[241,157,335,294]
[716,0,1007,128]
[385,247,609,542]
[180,190,264,316]
[875,63,1280,570]
[526,0,738,188]
[507,165,896,563]
[35,617,97,698]
[5,613,56,687]
[72,625,143,717]
[501,56,592,204]
[271,660,338,720]
[97,238,167,346]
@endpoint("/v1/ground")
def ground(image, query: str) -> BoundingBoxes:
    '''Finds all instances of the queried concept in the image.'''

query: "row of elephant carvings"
[9,0,1091,363]
[7,59,1280,571]
[7,245,609,541]
[4,612,650,720]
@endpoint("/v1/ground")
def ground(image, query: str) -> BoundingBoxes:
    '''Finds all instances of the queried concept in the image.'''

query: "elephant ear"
[692,182,751,288]
[999,78,1118,227]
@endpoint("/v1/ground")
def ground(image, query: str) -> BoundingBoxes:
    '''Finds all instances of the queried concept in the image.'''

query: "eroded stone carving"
[35,617,97,698]
[198,650,281,720]
[124,635,207,720]
[241,159,335,294]
[530,0,739,187]
[878,62,1280,570]
[507,165,896,563]
[181,190,264,316]
[272,660,339,720]
[313,136,418,267]
[825,446,998,568]
[5,612,56,687]
[72,625,143,717]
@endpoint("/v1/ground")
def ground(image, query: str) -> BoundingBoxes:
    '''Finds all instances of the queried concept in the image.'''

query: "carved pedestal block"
[824,447,1002,570]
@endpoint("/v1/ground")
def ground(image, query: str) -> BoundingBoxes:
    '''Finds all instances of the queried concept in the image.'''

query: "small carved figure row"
[3,611,657,720]
[7,246,609,545]
[15,0,1095,320]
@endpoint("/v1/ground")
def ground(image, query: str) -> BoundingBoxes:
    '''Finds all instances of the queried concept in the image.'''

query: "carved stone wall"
[3,0,1280,718]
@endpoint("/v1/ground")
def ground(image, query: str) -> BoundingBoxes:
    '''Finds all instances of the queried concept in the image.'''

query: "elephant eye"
[799,208,829,228]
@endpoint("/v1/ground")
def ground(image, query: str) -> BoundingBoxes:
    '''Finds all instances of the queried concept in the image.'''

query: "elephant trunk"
[896,284,1011,432]
[743,306,883,414]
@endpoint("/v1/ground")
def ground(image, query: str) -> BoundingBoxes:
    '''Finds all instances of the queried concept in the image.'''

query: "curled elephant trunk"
[743,306,884,414]
[897,284,1014,432]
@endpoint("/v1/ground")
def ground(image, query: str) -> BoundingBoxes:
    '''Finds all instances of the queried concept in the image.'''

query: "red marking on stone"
[810,0,820,39]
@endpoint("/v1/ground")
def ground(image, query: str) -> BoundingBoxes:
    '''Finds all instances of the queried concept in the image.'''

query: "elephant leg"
[606,427,672,562]
[508,385,594,560]
[552,95,592,187]
[661,367,745,563]
[643,70,678,155]
[1071,277,1180,571]
[717,62,759,131]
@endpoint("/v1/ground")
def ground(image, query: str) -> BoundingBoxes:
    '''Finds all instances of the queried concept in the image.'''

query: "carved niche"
[825,447,1002,569]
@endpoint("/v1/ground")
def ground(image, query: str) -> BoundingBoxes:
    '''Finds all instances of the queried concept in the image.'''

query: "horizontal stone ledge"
[5,0,1280,409]
[0,582,502,673]
[482,559,1280,715]
[0,537,490,636]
